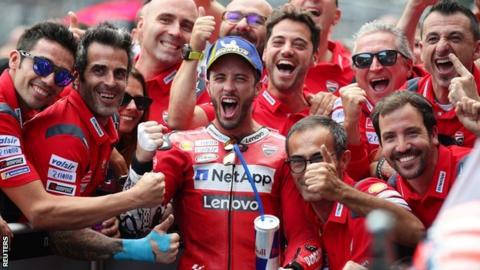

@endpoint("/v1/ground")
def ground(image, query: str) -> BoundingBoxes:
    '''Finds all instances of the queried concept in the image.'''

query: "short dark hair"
[266,4,320,54]
[129,67,147,96]
[371,91,437,144]
[16,21,77,58]
[76,22,133,80]
[421,0,480,41]
[286,115,347,159]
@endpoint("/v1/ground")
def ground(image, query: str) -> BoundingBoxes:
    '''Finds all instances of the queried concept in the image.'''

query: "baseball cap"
[206,36,263,77]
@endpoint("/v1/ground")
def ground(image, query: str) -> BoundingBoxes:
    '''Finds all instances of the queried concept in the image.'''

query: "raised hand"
[303,145,344,202]
[67,11,85,40]
[136,121,167,163]
[307,92,337,116]
[190,6,216,52]
[448,53,480,104]
[132,172,166,208]
[455,96,480,137]
[150,214,180,264]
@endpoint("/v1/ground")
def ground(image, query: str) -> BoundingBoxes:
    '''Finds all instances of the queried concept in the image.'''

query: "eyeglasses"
[18,50,74,87]
[286,153,324,174]
[352,50,407,69]
[120,92,152,111]
[223,11,267,27]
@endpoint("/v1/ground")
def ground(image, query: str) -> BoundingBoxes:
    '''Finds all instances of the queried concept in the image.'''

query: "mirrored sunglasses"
[18,50,74,87]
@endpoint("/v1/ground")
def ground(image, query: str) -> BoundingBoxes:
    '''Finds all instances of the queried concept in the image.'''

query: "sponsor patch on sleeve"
[0,146,22,158]
[49,154,78,172]
[0,135,20,147]
[47,167,77,183]
[46,180,76,196]
[0,154,27,172]
[1,165,30,180]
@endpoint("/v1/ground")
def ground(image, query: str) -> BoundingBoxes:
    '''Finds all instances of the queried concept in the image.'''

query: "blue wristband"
[113,231,171,262]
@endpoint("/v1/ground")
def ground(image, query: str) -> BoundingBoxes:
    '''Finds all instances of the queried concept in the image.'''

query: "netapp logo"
[203,195,259,211]
[193,163,275,193]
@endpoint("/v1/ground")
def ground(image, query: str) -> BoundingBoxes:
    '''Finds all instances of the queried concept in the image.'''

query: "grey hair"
[353,20,413,60]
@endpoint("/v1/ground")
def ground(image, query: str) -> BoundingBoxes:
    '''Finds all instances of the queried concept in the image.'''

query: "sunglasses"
[352,50,407,69]
[18,50,74,87]
[121,92,152,111]
[223,11,267,27]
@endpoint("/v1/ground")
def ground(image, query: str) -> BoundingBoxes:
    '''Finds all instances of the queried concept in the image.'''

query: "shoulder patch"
[367,182,388,194]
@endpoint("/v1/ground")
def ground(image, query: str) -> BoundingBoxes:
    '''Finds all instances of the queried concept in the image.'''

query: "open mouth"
[370,77,390,92]
[435,58,454,74]
[276,60,295,75]
[393,149,421,166]
[32,84,50,97]
[221,97,238,118]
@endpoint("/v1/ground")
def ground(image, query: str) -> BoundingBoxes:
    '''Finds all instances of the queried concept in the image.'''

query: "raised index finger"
[449,53,471,78]
[320,144,336,166]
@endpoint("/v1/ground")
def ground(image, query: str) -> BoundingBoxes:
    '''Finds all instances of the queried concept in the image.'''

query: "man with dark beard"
[371,91,471,228]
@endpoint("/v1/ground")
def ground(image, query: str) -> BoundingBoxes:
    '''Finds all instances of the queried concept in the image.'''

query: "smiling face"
[138,0,197,68]
[118,74,145,134]
[207,54,260,132]
[354,31,412,103]
[78,42,129,123]
[10,38,74,109]
[263,19,315,94]
[379,104,438,181]
[219,0,272,53]
[421,11,480,92]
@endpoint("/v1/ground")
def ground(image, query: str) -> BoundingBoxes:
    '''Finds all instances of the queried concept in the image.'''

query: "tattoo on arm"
[49,228,123,260]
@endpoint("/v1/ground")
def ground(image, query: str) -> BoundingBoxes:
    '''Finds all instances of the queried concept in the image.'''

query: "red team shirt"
[404,66,480,147]
[23,90,118,197]
[0,70,39,187]
[388,145,470,228]
[305,41,354,94]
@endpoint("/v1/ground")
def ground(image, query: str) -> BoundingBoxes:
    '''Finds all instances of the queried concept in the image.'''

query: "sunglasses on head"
[18,50,74,87]
[121,92,152,111]
[223,11,266,27]
[352,49,407,69]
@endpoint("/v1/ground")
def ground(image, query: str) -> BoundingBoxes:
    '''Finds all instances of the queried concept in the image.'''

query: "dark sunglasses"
[352,49,407,69]
[18,50,74,87]
[223,11,266,27]
[121,92,152,111]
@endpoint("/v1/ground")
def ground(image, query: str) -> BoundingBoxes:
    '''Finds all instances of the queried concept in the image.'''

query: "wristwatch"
[182,44,203,61]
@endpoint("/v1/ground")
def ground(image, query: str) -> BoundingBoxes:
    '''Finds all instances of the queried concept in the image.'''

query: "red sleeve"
[153,140,192,204]
[199,103,215,122]
[280,165,322,269]
[349,220,372,267]
[0,112,40,187]
[24,122,89,197]
[345,143,371,181]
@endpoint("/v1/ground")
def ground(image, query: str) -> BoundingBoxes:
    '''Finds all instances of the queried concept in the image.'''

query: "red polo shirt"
[404,66,480,148]
[23,89,118,197]
[389,145,470,228]
[0,70,40,187]
[305,41,354,94]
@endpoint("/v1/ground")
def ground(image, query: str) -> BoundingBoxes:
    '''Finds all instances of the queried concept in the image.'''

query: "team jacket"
[122,124,322,270]
[0,70,40,187]
[23,89,118,197]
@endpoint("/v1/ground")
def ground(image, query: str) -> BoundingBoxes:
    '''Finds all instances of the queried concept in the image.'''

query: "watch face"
[182,44,191,60]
